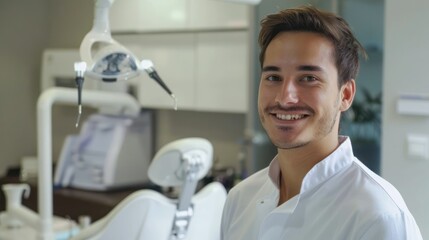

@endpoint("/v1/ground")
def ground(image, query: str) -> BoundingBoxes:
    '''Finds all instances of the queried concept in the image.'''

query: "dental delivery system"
[74,0,177,127]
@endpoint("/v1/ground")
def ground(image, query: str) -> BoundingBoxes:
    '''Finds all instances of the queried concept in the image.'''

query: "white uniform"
[221,137,422,240]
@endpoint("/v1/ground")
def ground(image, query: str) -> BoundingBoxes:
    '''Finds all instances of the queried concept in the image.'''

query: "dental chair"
[71,137,227,240]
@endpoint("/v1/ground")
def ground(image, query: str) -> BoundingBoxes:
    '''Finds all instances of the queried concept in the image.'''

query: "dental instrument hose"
[74,62,87,127]
[149,70,172,95]
[141,60,177,110]
[150,70,178,110]
[75,75,84,127]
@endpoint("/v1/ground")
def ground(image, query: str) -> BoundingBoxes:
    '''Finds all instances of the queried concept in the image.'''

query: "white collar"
[268,136,353,194]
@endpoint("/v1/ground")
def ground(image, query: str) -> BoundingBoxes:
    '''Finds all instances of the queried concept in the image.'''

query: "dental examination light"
[74,0,177,127]
[70,138,226,240]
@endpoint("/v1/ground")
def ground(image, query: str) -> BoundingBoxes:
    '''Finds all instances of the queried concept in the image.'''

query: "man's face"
[258,31,354,150]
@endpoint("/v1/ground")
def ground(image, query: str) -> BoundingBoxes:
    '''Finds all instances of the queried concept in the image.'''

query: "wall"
[0,0,49,175]
[383,0,429,237]
[46,0,93,48]
[0,0,96,176]
[0,0,94,176]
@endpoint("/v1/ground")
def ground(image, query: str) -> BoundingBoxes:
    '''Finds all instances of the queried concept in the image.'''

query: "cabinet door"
[189,0,250,30]
[110,0,188,33]
[195,31,249,113]
[115,33,195,110]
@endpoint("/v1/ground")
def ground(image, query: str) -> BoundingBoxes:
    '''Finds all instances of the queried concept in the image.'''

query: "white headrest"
[148,138,213,187]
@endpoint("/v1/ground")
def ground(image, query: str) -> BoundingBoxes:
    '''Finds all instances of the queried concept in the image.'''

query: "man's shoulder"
[340,160,410,214]
[228,167,271,196]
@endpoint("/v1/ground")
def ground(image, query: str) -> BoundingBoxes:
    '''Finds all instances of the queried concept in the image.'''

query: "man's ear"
[340,79,356,112]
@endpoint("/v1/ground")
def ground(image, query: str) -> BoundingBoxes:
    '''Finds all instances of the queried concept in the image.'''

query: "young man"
[221,6,422,240]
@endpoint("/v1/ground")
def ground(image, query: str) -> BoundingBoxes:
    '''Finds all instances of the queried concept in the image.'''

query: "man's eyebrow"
[297,65,324,72]
[262,65,325,72]
[261,66,280,72]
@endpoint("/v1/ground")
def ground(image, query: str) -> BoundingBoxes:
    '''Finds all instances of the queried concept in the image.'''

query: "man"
[221,6,422,240]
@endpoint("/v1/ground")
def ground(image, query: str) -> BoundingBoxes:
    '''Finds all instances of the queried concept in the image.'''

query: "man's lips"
[267,105,314,121]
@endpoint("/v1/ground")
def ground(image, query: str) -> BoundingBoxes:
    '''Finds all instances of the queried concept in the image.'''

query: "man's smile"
[274,113,306,120]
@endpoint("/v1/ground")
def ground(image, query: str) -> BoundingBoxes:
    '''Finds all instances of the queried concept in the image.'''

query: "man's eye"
[265,75,281,81]
[301,75,317,82]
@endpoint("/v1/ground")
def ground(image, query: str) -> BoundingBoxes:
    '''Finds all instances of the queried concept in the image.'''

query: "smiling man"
[221,6,422,240]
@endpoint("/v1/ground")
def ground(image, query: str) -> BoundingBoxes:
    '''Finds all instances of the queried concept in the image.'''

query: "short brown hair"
[258,5,366,87]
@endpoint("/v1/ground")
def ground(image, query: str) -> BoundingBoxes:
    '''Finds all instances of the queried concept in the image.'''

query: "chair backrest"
[72,182,227,240]
[182,182,227,240]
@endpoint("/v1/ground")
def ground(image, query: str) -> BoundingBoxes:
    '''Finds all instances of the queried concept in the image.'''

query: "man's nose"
[275,80,299,105]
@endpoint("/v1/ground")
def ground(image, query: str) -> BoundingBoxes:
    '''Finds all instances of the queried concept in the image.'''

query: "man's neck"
[277,136,340,206]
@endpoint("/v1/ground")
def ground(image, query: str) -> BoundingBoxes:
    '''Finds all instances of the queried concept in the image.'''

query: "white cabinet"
[194,31,249,112]
[109,0,250,33]
[189,0,250,30]
[110,0,188,32]
[116,31,249,113]
[107,0,251,113]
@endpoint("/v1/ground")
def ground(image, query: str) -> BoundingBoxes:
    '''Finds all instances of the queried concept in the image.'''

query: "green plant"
[343,88,382,142]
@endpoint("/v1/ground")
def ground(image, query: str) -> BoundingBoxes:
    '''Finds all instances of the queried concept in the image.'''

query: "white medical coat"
[221,137,422,240]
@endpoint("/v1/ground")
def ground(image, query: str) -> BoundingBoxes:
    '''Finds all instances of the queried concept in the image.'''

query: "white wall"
[382,0,429,237]
[0,0,95,176]
[0,0,49,175]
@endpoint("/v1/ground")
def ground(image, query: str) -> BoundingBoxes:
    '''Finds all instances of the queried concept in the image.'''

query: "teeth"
[276,114,304,120]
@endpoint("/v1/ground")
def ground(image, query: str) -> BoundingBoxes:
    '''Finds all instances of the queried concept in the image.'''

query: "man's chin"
[271,138,309,150]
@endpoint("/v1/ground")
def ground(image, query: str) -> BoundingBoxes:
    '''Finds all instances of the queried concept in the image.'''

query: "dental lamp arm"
[80,0,116,65]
